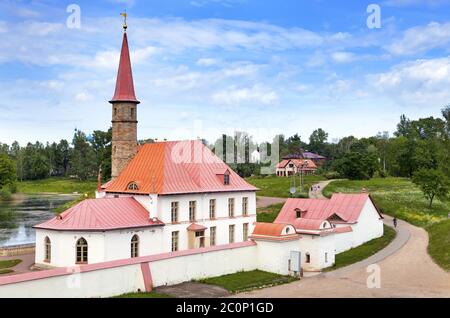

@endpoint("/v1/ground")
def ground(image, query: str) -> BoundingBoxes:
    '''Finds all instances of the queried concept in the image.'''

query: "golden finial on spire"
[120,11,128,32]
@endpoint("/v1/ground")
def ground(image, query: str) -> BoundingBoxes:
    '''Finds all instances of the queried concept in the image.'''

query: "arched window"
[305,253,311,263]
[44,237,51,262]
[128,182,139,191]
[131,235,139,258]
[76,238,88,264]
[114,107,118,116]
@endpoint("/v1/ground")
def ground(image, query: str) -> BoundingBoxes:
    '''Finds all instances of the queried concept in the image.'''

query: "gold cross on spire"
[120,11,128,32]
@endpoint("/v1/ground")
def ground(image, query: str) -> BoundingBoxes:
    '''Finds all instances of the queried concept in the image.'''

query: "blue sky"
[1,0,450,145]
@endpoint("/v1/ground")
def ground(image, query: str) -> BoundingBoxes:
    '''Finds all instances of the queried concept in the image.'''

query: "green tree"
[309,128,329,156]
[0,154,17,196]
[412,168,450,208]
[91,128,112,181]
[70,131,97,181]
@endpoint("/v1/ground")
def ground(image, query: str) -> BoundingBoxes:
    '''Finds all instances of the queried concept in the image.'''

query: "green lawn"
[246,175,325,198]
[323,178,450,227]
[0,269,13,275]
[17,177,97,195]
[197,270,298,293]
[427,220,450,271]
[256,203,284,223]
[17,177,97,214]
[323,177,450,271]
[325,225,396,272]
[0,259,22,269]
[113,292,174,298]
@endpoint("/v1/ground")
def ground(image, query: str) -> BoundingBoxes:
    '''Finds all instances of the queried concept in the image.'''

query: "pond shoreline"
[0,193,79,248]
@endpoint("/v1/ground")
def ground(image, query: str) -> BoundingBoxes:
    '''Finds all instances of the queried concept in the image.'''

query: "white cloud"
[368,56,450,105]
[75,92,94,102]
[331,51,356,63]
[212,85,278,106]
[196,58,220,66]
[383,0,450,7]
[386,22,450,55]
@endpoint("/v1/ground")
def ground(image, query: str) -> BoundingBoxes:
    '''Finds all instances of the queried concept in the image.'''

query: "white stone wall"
[1,244,258,298]
[350,199,384,248]
[334,231,354,254]
[255,239,301,275]
[298,234,335,271]
[150,246,258,287]
[0,263,145,298]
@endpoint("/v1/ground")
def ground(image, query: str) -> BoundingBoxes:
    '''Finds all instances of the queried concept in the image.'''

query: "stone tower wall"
[111,101,138,179]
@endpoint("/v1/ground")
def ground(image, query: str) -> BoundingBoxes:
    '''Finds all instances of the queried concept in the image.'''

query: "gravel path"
[256,196,287,208]
[308,180,335,199]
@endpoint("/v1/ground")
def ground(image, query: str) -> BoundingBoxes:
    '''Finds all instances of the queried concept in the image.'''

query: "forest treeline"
[1,107,449,204]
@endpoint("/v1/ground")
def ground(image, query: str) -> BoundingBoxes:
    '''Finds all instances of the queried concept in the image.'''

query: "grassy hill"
[246,175,325,198]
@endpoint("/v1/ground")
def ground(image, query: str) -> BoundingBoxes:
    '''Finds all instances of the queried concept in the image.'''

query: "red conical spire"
[110,31,140,104]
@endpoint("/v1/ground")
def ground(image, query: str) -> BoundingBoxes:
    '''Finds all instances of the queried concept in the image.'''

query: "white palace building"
[0,23,384,298]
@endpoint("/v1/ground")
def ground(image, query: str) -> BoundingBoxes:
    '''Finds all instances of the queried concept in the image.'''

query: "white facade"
[298,234,335,271]
[35,191,257,267]
[349,199,384,247]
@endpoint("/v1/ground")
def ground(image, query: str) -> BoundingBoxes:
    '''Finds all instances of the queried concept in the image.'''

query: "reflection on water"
[0,194,78,247]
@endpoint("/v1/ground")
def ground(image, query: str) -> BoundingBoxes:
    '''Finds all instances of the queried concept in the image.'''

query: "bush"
[0,188,12,201]
[325,171,341,180]
[377,170,389,178]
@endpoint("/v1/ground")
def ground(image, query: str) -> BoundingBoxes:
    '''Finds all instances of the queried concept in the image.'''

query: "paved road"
[308,180,335,199]
[0,253,35,275]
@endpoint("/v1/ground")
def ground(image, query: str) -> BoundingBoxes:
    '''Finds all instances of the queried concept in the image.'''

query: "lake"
[0,194,78,247]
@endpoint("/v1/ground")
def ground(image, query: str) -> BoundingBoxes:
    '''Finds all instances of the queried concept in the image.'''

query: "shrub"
[0,188,12,201]
[325,171,341,180]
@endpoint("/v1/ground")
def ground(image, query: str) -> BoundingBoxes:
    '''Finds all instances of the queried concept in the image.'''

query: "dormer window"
[295,208,302,219]
[224,173,230,185]
[127,182,139,191]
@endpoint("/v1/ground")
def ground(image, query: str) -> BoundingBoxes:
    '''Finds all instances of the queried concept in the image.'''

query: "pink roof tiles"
[187,223,208,231]
[34,197,164,231]
[110,32,139,104]
[106,140,258,195]
[276,159,317,170]
[275,193,383,226]
[250,223,300,241]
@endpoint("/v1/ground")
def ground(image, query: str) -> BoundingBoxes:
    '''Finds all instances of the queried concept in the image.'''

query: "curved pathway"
[241,180,450,298]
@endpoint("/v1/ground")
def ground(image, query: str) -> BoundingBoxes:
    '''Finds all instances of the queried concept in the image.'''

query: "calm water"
[0,194,78,247]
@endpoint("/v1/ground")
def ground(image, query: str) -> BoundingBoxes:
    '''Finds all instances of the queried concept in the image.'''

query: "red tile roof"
[276,159,317,170]
[110,32,139,104]
[105,140,258,195]
[292,218,327,231]
[187,223,207,231]
[250,223,300,241]
[275,193,382,225]
[34,197,163,231]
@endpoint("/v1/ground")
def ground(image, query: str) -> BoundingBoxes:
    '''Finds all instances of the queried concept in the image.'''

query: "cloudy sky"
[1,0,450,145]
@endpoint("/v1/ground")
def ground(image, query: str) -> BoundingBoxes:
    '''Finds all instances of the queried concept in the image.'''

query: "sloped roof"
[302,152,326,160]
[187,223,207,231]
[105,140,258,195]
[276,159,317,169]
[34,197,163,231]
[110,32,139,103]
[275,193,382,225]
[250,223,299,241]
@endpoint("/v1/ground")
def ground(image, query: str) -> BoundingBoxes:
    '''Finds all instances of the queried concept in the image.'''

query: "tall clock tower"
[109,20,140,179]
